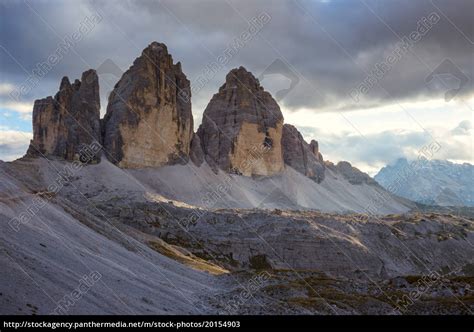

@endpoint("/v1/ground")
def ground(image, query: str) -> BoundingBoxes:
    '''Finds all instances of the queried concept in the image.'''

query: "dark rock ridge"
[102,42,193,168]
[27,69,101,162]
[326,161,377,185]
[197,66,285,176]
[281,124,325,182]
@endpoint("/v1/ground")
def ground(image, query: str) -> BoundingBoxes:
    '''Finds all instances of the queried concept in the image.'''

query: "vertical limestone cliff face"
[102,42,193,168]
[197,67,284,176]
[282,124,325,183]
[27,70,101,162]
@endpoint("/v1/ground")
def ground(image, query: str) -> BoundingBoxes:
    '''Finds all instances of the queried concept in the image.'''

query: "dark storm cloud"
[1,0,473,115]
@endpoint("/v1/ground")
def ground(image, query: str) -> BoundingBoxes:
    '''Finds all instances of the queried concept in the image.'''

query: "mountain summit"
[197,66,285,176]
[102,41,194,168]
[27,70,101,162]
[375,158,474,206]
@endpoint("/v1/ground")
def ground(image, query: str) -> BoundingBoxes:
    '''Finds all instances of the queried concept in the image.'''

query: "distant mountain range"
[375,158,474,207]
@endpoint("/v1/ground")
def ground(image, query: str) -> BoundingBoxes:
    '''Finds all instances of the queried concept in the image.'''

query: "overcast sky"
[1,0,472,174]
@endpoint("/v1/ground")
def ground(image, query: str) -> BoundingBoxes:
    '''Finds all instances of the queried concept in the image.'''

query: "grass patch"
[148,240,228,275]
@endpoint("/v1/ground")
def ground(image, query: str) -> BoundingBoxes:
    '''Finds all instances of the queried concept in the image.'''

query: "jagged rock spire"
[27,69,101,162]
[281,124,325,183]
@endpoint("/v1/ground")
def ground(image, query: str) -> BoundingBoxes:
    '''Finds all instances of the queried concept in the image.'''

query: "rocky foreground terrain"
[1,41,472,315]
[0,157,473,315]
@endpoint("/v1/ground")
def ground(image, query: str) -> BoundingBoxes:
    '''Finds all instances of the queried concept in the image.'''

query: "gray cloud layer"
[1,0,472,113]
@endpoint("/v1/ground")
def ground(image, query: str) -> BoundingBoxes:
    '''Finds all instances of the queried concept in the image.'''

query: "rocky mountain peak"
[137,42,172,69]
[59,76,71,91]
[197,67,284,176]
[326,161,376,185]
[148,41,168,51]
[375,158,474,206]
[221,66,262,92]
[27,69,101,162]
[102,41,193,168]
